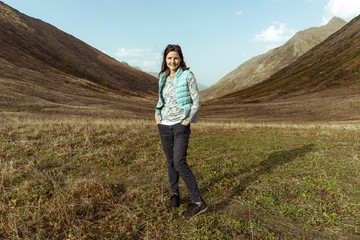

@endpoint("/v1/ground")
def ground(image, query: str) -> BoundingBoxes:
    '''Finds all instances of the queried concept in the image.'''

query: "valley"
[0,2,359,239]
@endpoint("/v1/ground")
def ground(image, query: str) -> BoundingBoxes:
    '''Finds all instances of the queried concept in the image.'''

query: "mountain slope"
[0,2,158,94]
[201,17,346,101]
[200,15,360,121]
[220,14,360,102]
[0,2,158,116]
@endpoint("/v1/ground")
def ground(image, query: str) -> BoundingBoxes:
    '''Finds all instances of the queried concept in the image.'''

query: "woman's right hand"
[155,112,161,125]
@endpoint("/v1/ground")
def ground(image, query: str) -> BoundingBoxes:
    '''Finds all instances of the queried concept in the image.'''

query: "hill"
[201,17,346,101]
[200,15,360,121]
[0,2,158,117]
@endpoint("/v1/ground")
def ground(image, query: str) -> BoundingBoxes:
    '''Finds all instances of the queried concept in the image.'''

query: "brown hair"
[159,44,189,77]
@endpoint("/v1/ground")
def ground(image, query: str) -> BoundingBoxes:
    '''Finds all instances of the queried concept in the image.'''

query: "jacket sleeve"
[184,72,201,123]
[155,97,163,119]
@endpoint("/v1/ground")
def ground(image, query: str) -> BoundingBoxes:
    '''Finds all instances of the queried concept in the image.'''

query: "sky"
[3,0,360,87]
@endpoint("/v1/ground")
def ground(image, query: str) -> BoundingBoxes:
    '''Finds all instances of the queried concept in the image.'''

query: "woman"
[155,44,207,218]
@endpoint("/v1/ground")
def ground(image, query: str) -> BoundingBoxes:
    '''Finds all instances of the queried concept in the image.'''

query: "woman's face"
[166,51,181,73]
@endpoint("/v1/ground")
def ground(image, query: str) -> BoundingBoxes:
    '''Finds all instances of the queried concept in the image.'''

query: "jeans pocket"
[182,123,190,129]
[157,123,165,131]
[176,123,190,135]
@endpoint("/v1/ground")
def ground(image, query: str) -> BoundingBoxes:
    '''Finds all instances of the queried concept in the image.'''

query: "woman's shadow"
[209,144,316,212]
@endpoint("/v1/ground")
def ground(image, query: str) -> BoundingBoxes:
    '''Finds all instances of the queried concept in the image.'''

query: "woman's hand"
[181,120,189,126]
[155,112,161,124]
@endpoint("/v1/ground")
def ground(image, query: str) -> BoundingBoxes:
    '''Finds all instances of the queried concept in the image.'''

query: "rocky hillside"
[201,17,346,101]
[0,2,158,116]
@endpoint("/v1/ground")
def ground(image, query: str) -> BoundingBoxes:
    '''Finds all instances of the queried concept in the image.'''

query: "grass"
[0,117,359,239]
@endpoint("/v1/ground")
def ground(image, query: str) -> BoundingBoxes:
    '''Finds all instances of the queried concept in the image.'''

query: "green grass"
[0,118,359,239]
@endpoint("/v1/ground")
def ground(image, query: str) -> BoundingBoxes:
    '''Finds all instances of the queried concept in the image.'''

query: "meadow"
[0,115,359,239]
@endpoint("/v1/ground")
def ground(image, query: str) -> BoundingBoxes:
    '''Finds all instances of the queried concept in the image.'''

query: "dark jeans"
[158,123,202,203]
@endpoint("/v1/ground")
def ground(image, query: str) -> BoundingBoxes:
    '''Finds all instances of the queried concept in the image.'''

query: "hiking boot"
[182,201,208,217]
[169,194,180,208]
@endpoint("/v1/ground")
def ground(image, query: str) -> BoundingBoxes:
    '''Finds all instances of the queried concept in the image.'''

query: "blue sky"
[3,0,360,87]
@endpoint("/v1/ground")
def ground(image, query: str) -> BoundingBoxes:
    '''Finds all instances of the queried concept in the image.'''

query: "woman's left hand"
[181,121,189,126]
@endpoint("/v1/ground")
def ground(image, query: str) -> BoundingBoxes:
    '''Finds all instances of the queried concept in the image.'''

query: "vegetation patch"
[0,118,359,239]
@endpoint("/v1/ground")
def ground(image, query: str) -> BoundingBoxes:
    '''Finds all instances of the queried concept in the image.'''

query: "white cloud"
[114,48,160,72]
[115,48,150,57]
[254,23,296,43]
[236,10,243,15]
[143,61,157,67]
[322,0,360,24]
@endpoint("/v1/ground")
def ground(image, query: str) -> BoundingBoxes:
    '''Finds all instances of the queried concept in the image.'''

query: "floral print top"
[159,72,201,123]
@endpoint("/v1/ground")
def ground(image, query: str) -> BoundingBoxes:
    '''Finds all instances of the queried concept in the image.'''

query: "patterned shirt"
[159,72,201,123]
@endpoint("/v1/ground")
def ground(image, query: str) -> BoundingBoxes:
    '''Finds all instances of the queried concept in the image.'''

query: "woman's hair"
[159,44,189,77]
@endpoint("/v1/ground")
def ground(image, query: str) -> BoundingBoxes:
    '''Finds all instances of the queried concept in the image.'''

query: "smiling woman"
[166,51,182,76]
[154,44,207,218]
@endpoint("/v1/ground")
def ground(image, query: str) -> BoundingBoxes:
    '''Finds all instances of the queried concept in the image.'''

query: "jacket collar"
[160,68,184,80]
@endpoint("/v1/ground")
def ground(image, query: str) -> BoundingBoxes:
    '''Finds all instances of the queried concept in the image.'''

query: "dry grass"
[200,83,360,123]
[197,120,360,130]
[1,115,359,239]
